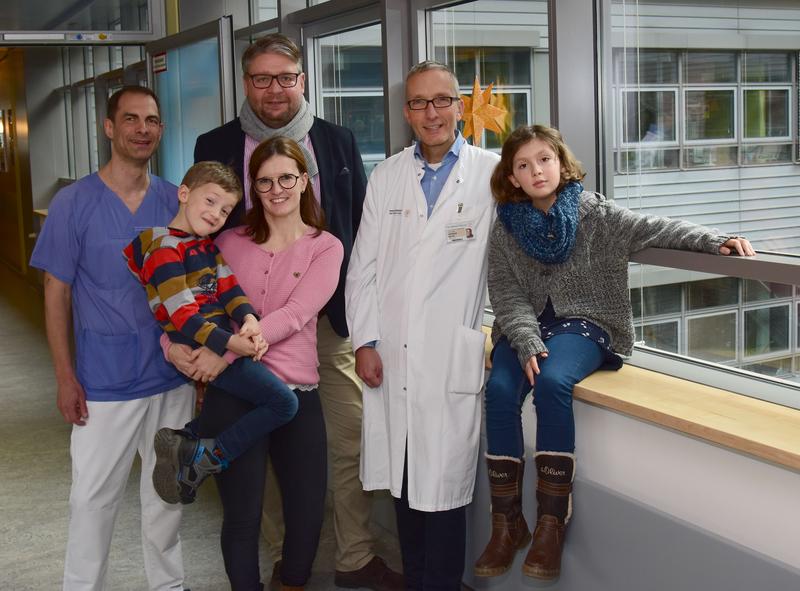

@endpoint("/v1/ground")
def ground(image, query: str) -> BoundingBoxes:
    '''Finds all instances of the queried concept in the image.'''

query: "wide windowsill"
[480,323,800,473]
[574,364,800,472]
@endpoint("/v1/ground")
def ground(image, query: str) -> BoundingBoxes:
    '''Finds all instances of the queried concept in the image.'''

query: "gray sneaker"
[153,428,226,504]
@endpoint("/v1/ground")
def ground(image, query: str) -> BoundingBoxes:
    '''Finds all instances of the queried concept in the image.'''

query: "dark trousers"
[198,384,327,590]
[393,453,466,591]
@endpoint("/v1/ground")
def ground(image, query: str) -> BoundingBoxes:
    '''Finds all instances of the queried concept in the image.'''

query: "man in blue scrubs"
[30,86,194,591]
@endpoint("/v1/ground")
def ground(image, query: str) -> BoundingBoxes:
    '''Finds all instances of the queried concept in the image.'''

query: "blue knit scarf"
[497,181,582,265]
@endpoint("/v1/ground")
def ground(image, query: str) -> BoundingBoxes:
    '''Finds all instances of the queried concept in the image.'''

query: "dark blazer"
[194,117,367,338]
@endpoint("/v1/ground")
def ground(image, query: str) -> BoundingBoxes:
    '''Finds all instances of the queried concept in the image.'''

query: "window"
[635,320,679,354]
[252,0,278,24]
[428,0,550,149]
[687,311,738,364]
[744,304,790,358]
[315,24,385,175]
[613,49,797,171]
[612,1,800,394]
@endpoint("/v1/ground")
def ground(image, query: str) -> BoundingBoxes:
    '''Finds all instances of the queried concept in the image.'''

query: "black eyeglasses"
[406,96,459,111]
[253,173,301,193]
[247,73,301,89]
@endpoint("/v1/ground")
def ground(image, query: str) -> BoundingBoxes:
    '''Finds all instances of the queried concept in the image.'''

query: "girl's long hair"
[491,124,586,204]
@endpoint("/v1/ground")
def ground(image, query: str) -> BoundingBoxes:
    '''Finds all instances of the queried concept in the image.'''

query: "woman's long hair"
[244,136,326,244]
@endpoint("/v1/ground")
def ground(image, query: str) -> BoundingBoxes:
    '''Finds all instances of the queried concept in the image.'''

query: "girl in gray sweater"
[474,125,753,581]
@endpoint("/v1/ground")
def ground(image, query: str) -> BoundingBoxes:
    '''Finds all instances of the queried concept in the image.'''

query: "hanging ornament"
[461,76,508,147]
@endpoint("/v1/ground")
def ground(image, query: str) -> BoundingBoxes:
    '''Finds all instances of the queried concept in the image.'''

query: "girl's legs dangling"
[475,338,533,577]
[525,333,605,580]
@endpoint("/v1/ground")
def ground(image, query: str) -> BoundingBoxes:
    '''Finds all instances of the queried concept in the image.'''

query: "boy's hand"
[227,333,258,357]
[239,314,261,339]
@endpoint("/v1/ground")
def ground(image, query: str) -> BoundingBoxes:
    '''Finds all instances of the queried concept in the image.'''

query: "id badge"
[446,220,476,243]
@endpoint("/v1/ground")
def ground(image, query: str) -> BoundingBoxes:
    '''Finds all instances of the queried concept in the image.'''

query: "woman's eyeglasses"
[253,173,301,193]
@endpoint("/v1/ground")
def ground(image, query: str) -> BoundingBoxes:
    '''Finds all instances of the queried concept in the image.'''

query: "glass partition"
[631,264,800,385]
[428,0,550,149]
[609,0,800,396]
[151,37,223,185]
[147,19,235,186]
[315,24,385,175]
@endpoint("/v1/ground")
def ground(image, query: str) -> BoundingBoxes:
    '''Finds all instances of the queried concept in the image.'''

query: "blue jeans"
[196,357,298,461]
[484,334,605,455]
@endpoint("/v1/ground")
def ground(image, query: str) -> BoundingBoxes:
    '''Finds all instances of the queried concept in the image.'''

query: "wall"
[462,397,800,589]
[0,48,30,274]
[24,47,69,213]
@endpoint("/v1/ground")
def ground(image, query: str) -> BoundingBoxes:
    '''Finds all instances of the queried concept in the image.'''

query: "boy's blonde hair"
[491,125,586,205]
[181,161,243,202]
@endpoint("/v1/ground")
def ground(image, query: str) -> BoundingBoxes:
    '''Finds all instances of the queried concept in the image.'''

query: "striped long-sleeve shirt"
[124,227,257,356]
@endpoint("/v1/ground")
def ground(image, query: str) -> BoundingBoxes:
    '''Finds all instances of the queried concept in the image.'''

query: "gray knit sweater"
[488,191,728,364]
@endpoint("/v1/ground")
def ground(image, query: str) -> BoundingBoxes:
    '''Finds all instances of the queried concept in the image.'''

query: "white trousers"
[63,383,194,591]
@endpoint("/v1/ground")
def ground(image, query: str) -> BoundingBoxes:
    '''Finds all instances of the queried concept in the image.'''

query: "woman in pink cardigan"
[174,136,343,590]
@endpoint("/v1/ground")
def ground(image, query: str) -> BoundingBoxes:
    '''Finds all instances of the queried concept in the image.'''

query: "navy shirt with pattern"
[538,297,623,370]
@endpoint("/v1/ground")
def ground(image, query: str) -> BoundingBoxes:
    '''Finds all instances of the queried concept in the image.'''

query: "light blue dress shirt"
[414,132,466,218]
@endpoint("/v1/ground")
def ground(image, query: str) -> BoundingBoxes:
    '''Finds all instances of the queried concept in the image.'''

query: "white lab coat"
[346,143,499,511]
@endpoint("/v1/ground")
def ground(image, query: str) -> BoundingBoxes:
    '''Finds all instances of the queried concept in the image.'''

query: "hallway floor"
[0,263,400,590]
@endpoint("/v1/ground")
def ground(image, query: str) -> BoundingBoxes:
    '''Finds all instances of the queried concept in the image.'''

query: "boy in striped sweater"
[124,161,298,504]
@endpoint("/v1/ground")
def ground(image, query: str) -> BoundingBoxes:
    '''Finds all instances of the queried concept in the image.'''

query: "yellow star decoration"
[461,76,508,147]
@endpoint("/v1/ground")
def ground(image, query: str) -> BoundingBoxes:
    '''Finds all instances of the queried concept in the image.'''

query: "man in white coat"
[346,61,500,590]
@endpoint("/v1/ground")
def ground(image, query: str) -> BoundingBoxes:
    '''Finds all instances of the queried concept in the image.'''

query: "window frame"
[740,85,793,143]
[618,86,679,148]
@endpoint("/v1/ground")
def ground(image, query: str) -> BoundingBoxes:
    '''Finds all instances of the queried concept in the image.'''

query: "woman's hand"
[524,352,549,386]
[191,347,230,383]
[227,333,258,357]
[719,237,755,256]
[251,334,269,361]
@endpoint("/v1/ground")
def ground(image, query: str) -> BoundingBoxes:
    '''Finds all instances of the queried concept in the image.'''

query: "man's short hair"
[106,85,161,121]
[241,33,303,74]
[181,161,243,202]
[405,60,460,97]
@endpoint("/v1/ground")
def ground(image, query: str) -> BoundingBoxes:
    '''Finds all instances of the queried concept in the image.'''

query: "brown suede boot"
[474,455,531,577]
[522,452,575,580]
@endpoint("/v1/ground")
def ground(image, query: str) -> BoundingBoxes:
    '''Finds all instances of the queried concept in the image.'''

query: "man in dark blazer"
[193,33,402,591]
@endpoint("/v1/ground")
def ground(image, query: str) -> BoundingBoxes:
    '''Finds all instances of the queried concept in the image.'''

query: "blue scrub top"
[30,173,188,401]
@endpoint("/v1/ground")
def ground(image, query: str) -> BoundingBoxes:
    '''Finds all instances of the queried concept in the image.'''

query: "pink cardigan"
[216,227,343,386]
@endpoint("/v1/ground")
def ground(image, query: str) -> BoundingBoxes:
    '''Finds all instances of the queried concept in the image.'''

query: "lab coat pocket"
[76,330,138,391]
[448,325,487,395]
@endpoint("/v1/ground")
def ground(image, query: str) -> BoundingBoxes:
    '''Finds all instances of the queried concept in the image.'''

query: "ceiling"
[0,0,144,32]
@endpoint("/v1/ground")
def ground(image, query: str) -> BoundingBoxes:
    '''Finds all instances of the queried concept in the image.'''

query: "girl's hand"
[239,314,262,339]
[524,352,548,386]
[719,237,755,257]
